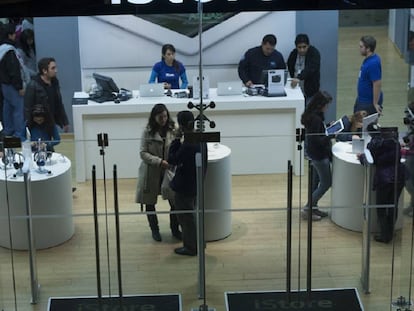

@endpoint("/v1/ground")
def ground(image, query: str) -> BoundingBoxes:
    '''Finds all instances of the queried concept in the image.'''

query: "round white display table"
[0,153,74,250]
[331,142,403,232]
[204,143,232,241]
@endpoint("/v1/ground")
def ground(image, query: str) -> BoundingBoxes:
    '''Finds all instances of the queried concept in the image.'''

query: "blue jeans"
[306,158,332,207]
[2,84,25,140]
[354,97,383,115]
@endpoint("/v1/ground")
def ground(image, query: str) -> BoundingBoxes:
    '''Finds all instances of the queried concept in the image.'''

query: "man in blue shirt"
[354,35,383,115]
[238,34,286,87]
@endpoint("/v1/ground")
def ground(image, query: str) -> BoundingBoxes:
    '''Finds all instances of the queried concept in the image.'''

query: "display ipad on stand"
[362,112,379,148]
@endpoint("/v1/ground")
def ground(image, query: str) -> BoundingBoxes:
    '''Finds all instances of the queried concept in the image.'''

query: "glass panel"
[1,6,414,311]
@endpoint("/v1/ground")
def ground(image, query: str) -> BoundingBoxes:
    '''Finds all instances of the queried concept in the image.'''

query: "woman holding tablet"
[301,91,333,221]
[148,44,188,90]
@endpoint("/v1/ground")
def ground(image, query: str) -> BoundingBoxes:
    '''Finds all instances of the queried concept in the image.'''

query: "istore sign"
[0,0,412,17]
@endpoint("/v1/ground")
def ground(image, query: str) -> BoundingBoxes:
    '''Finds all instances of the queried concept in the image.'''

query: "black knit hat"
[177,110,194,130]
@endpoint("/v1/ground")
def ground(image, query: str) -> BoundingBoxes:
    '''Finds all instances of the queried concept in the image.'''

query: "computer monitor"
[260,69,288,86]
[92,73,119,100]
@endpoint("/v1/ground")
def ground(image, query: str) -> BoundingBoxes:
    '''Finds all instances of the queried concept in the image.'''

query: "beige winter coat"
[135,127,175,205]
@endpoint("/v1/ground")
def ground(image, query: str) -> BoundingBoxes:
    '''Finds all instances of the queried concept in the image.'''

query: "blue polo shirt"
[357,53,382,104]
[148,60,188,89]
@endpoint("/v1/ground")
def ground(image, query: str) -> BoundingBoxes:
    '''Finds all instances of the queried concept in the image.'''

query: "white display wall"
[78,12,296,91]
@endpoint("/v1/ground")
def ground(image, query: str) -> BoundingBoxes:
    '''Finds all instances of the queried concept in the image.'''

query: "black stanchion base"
[225,288,363,311]
[48,294,181,311]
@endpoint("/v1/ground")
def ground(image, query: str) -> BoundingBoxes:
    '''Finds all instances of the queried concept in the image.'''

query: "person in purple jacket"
[360,124,405,243]
[148,44,188,90]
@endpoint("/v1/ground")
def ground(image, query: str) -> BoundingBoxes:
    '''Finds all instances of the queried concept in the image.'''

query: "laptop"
[217,81,242,96]
[139,83,165,97]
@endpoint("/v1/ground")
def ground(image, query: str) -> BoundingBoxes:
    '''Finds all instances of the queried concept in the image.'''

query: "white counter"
[331,142,403,232]
[0,153,74,250]
[73,86,304,181]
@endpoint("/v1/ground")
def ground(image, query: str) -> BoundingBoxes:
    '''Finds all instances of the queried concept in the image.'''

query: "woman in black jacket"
[301,91,333,221]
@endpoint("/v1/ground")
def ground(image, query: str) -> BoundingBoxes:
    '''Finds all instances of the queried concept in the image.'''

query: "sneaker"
[313,209,328,218]
[301,210,321,221]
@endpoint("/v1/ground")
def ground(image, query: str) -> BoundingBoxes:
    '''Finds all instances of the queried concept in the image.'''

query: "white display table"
[205,143,232,241]
[73,86,304,181]
[331,142,403,232]
[0,153,74,250]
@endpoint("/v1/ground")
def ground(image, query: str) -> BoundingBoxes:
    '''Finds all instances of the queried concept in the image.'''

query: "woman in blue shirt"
[148,44,188,90]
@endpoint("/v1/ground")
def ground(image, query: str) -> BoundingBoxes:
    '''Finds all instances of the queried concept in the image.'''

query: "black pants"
[174,192,197,253]
[146,200,180,233]
[376,183,403,241]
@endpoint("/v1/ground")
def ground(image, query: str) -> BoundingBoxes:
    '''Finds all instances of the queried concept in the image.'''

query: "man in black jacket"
[238,34,286,87]
[0,23,25,140]
[287,34,321,103]
[24,57,69,132]
[168,110,207,256]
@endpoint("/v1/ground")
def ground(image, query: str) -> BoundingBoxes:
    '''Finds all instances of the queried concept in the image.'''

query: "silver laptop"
[217,81,242,96]
[139,83,165,97]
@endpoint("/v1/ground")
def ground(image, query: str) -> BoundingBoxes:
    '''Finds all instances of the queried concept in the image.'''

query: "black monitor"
[92,73,119,100]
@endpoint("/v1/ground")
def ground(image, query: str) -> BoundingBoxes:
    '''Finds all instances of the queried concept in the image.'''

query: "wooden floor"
[0,25,413,311]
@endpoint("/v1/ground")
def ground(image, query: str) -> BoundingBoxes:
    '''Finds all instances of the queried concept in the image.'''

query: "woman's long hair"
[301,90,332,127]
[18,28,35,58]
[147,103,175,136]
[350,110,367,132]
[27,104,55,137]
[161,43,180,72]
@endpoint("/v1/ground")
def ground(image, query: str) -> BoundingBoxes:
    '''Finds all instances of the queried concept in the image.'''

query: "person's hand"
[160,160,169,169]
[374,104,383,115]
[18,89,25,97]
[290,78,299,88]
[163,82,171,89]
[63,124,70,133]
[245,80,253,88]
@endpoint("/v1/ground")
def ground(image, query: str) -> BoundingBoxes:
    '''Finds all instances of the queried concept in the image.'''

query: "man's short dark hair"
[262,34,277,46]
[360,35,376,52]
[38,57,56,74]
[295,34,310,46]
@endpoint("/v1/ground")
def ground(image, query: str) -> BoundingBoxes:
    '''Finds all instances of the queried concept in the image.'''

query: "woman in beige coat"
[136,104,181,242]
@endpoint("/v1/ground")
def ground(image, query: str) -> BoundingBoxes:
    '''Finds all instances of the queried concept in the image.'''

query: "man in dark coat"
[24,57,69,132]
[287,33,321,103]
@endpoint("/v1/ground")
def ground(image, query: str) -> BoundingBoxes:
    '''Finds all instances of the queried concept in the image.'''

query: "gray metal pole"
[361,164,373,294]
[23,168,39,304]
[195,152,206,301]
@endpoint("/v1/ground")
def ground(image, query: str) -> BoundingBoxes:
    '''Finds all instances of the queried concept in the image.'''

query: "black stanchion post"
[307,160,313,299]
[92,165,102,310]
[113,164,123,304]
[97,132,112,297]
[286,160,293,302]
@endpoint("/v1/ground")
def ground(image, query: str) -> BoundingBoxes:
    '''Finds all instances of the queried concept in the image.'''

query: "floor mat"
[48,294,181,311]
[225,288,363,311]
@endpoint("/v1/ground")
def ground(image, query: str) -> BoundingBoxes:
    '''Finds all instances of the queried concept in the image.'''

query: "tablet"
[326,118,345,135]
